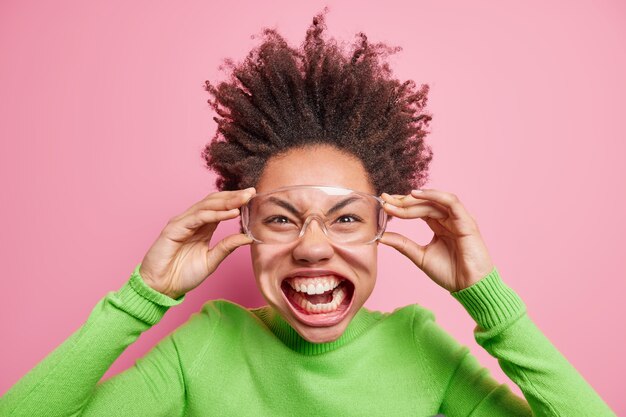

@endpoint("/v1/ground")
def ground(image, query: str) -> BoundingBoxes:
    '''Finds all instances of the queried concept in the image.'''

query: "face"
[250,144,379,343]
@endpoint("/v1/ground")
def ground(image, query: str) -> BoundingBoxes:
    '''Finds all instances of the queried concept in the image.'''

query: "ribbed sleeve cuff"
[450,267,526,330]
[115,263,186,326]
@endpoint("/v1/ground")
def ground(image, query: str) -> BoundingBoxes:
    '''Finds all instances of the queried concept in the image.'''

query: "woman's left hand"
[378,189,495,293]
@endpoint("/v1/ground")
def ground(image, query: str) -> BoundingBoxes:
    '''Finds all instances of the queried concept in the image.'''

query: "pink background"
[1,0,624,413]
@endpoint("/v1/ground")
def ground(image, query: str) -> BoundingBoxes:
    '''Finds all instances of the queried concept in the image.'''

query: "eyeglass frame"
[240,184,389,245]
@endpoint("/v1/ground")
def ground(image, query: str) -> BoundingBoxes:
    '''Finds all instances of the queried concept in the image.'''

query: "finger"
[381,192,424,206]
[202,187,256,201]
[180,207,241,230]
[200,189,255,211]
[423,217,455,238]
[409,189,471,221]
[165,208,241,243]
[378,231,425,268]
[381,192,450,214]
[201,187,255,208]
[184,187,256,217]
[206,233,254,271]
[383,200,448,220]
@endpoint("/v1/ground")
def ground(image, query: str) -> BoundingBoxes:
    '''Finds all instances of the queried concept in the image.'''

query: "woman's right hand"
[138,187,256,299]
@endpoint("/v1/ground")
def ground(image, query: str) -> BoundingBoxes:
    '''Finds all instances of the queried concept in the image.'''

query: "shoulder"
[201,299,270,337]
[379,303,437,329]
[358,303,440,342]
[165,299,259,359]
[384,304,466,346]
[197,298,256,325]
[395,304,470,363]
[167,299,252,342]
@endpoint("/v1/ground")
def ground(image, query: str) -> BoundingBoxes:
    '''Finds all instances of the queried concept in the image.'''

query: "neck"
[252,305,381,355]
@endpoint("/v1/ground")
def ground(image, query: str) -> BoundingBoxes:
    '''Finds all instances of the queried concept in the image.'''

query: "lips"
[284,269,352,280]
[280,270,355,327]
[282,270,355,296]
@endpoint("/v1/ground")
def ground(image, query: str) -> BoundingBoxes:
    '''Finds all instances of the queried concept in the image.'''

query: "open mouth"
[280,275,355,327]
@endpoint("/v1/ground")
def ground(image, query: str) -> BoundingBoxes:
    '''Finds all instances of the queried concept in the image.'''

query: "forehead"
[256,186,371,209]
[255,145,376,194]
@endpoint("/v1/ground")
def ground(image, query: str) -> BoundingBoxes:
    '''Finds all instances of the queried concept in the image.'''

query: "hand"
[138,187,256,299]
[379,189,494,292]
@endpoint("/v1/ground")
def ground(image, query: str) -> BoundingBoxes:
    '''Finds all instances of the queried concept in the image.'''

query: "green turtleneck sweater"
[0,264,615,416]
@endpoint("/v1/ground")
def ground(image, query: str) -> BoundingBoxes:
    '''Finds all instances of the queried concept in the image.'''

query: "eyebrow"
[267,196,362,216]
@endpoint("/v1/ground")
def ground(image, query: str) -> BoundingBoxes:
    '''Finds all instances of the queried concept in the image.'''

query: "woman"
[0,12,615,417]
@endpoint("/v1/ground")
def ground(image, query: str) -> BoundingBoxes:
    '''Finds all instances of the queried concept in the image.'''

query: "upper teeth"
[287,276,343,295]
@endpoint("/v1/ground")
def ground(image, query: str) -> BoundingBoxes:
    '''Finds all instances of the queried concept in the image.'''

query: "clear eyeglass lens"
[243,186,385,244]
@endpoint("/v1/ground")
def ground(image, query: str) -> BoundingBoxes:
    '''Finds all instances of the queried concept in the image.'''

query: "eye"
[264,215,292,225]
[335,214,363,223]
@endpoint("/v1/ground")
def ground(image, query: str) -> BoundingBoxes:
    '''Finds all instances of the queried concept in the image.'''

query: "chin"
[300,328,346,344]
[286,308,358,343]
[260,267,365,343]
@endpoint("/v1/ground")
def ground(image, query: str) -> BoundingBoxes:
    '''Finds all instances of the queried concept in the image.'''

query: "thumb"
[379,231,426,269]
[206,233,253,271]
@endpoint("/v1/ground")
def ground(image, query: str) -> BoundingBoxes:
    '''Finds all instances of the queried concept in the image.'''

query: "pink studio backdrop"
[1,0,624,413]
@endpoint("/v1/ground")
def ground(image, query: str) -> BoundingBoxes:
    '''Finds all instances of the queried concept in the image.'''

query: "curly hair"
[201,10,433,196]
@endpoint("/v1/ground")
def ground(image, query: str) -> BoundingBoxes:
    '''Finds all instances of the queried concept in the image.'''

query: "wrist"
[114,263,186,326]
[143,278,183,300]
[450,267,526,330]
[136,264,186,301]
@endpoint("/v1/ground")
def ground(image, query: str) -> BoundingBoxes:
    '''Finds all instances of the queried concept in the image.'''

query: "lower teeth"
[293,286,346,314]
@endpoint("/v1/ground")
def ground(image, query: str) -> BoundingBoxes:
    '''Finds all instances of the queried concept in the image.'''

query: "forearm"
[0,264,185,417]
[451,267,616,416]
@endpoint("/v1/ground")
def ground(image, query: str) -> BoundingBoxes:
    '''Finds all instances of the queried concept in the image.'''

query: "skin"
[379,190,495,293]
[251,144,380,343]
[139,142,495,344]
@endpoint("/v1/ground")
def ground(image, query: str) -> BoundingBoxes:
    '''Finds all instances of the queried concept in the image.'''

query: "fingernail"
[412,189,423,193]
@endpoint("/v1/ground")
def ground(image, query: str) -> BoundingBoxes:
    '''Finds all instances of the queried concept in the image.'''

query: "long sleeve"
[438,266,616,416]
[0,263,187,417]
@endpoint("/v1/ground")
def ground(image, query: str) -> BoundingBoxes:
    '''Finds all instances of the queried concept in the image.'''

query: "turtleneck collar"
[251,305,383,355]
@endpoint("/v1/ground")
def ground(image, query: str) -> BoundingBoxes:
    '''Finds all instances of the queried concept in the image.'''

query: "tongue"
[304,290,333,304]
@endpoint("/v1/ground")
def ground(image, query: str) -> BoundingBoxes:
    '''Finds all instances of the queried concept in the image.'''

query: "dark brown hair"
[201,10,433,196]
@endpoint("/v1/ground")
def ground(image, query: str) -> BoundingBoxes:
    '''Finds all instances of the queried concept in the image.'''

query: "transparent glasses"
[241,185,388,245]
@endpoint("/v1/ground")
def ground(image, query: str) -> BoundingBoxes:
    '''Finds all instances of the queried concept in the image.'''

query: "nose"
[291,217,334,264]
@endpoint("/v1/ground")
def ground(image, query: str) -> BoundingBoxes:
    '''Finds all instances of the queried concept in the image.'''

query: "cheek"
[333,245,378,308]
[334,244,378,282]
[251,243,378,288]
[251,244,291,285]
[252,244,378,273]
